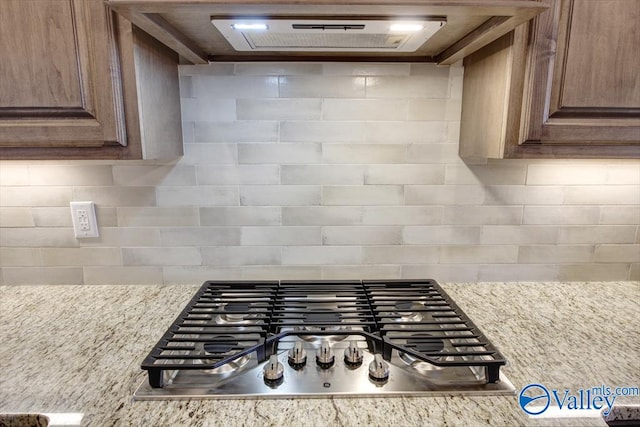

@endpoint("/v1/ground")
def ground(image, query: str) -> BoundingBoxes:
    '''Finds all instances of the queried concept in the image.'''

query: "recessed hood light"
[212,18,446,53]
[389,23,424,32]
[231,23,268,31]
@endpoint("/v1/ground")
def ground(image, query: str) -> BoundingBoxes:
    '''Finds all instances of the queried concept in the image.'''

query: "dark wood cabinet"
[0,0,183,159]
[459,0,640,159]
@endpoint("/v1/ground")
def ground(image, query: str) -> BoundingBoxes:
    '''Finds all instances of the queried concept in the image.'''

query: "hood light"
[231,23,268,30]
[389,23,424,32]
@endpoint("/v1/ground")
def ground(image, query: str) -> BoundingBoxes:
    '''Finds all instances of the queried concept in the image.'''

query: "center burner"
[295,309,352,342]
[135,280,515,399]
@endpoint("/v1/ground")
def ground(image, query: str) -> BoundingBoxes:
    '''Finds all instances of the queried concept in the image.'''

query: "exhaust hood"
[210,18,446,53]
[105,1,548,65]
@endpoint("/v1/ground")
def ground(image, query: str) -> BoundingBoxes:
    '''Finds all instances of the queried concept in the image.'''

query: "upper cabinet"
[0,0,183,160]
[459,0,640,159]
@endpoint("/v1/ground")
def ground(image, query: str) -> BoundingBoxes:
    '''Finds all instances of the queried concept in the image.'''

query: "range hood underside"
[211,18,448,53]
[105,1,548,65]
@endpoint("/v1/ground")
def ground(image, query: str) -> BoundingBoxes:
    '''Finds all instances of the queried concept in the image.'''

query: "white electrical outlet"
[70,201,99,238]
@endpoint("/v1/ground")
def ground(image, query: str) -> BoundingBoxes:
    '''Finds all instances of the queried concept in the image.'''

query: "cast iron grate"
[363,279,505,383]
[141,279,506,387]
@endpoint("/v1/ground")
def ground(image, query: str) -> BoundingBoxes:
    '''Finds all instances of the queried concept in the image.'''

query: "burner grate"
[363,279,506,383]
[270,280,377,331]
[141,281,278,387]
[141,279,507,388]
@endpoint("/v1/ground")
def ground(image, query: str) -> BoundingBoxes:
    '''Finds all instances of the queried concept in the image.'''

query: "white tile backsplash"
[117,207,199,227]
[202,246,281,266]
[192,75,279,98]
[41,247,122,266]
[518,245,595,264]
[238,143,322,164]
[322,226,403,245]
[240,226,321,246]
[0,208,35,227]
[361,206,442,225]
[282,246,361,265]
[0,187,72,207]
[84,266,163,285]
[73,186,156,207]
[3,267,83,285]
[160,227,240,246]
[112,165,197,187]
[281,165,364,185]
[237,99,322,120]
[282,206,362,226]
[200,207,281,226]
[594,244,640,263]
[279,76,366,98]
[122,246,202,266]
[197,165,280,185]
[0,248,42,266]
[365,122,448,144]
[156,186,238,207]
[364,164,444,185]
[322,144,406,164]
[522,206,601,224]
[181,143,238,164]
[194,121,279,143]
[280,121,364,143]
[365,75,448,98]
[558,226,638,244]
[28,165,114,186]
[322,99,408,121]
[322,185,404,205]
[0,61,638,284]
[240,185,321,206]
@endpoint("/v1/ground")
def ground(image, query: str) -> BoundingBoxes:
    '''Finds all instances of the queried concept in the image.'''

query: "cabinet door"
[518,0,639,152]
[0,0,125,149]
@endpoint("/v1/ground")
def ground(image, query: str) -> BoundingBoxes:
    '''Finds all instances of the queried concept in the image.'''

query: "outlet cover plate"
[70,201,99,238]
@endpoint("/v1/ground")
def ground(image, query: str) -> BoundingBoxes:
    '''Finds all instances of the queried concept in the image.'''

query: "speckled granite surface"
[1,282,638,427]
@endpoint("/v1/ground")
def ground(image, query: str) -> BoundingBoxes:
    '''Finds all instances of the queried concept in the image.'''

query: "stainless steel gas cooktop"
[134,280,515,399]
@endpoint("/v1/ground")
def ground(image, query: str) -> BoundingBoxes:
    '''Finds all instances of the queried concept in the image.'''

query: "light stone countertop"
[1,281,638,427]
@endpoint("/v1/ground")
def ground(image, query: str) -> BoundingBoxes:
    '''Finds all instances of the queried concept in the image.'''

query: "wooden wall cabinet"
[0,0,182,160]
[459,0,640,159]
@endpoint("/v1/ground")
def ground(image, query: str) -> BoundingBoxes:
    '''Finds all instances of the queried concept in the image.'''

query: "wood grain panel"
[556,0,640,109]
[0,0,82,108]
[459,33,513,159]
[0,0,123,149]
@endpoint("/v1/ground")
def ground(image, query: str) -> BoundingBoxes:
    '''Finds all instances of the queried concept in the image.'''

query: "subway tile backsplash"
[0,62,638,284]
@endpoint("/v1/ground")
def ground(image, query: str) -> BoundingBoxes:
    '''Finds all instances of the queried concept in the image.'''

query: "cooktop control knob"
[316,340,335,368]
[288,341,307,368]
[344,340,364,366]
[263,354,284,383]
[368,354,389,382]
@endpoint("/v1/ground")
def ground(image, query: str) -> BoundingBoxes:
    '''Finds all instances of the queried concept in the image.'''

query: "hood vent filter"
[212,19,445,52]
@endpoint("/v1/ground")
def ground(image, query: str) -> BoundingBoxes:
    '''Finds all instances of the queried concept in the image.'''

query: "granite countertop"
[1,281,638,426]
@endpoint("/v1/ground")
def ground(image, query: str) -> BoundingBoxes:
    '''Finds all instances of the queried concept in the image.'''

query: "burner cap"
[224,302,250,313]
[406,334,444,353]
[394,301,416,311]
[304,310,342,324]
[203,336,238,355]
[217,302,257,324]
[390,301,424,322]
